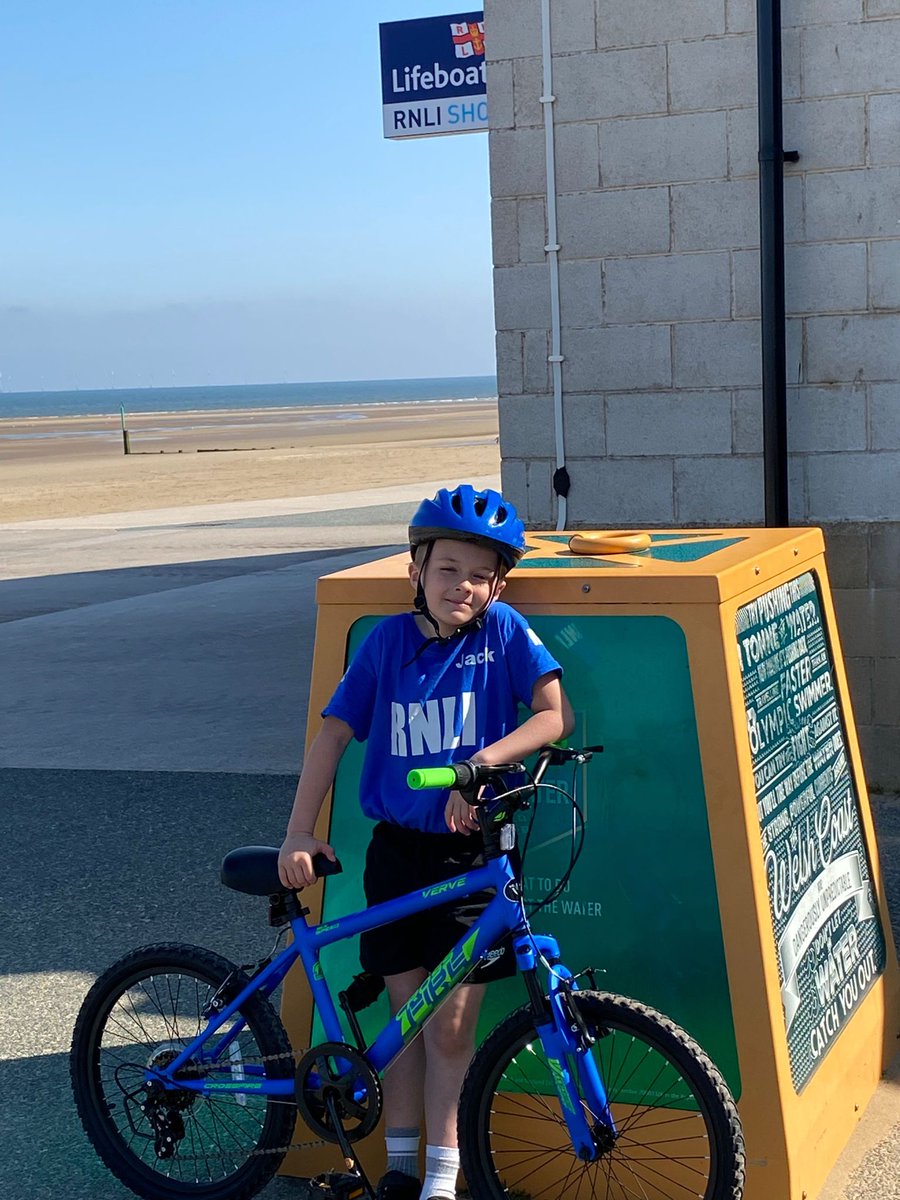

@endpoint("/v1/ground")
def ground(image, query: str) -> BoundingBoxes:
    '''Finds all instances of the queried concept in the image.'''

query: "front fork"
[515,934,616,1161]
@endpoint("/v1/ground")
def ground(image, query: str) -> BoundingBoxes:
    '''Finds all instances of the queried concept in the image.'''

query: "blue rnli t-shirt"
[322,604,562,833]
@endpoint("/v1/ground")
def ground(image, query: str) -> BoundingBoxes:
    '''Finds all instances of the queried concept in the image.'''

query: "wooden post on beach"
[119,404,131,455]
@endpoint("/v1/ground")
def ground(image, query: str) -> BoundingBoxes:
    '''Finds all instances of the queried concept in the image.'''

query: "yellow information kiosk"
[282,527,899,1200]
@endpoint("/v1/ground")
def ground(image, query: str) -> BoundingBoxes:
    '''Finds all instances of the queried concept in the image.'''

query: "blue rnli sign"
[379,11,487,139]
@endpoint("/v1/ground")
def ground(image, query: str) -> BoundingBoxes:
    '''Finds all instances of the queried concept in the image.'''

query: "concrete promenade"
[0,481,431,1199]
[1,483,897,1199]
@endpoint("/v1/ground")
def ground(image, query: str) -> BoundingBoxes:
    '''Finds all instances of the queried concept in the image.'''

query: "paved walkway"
[1,482,897,1199]
[0,481,486,1199]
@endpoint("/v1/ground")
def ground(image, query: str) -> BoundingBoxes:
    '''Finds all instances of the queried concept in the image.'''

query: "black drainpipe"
[756,0,798,527]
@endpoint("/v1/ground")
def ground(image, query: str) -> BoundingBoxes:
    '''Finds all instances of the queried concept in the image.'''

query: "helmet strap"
[412,541,440,635]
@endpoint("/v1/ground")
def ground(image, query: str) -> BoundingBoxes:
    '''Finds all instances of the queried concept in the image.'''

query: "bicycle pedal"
[309,1170,371,1199]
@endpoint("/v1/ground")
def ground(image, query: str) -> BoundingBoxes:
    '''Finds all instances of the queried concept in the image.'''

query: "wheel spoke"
[460,993,742,1200]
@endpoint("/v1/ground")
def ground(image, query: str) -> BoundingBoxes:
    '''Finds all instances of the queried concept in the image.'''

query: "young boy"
[278,484,572,1200]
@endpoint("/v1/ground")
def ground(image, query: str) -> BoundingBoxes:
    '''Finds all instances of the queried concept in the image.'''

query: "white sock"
[421,1144,459,1200]
[385,1126,420,1179]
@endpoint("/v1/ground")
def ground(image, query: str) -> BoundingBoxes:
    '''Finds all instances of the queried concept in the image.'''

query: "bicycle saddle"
[220,845,343,895]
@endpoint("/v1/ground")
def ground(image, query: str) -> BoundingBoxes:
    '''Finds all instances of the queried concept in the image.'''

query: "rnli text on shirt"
[391,692,477,756]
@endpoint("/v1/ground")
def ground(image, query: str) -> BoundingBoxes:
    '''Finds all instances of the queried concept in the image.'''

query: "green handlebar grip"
[407,766,458,790]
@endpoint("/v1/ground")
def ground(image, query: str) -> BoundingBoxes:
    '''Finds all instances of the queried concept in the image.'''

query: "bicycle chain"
[143,1044,332,1161]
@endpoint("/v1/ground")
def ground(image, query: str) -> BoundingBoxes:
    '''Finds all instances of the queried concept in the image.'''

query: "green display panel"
[737,571,887,1091]
[317,614,740,1099]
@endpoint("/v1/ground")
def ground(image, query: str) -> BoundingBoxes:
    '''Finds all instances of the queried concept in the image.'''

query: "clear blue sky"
[1,2,495,391]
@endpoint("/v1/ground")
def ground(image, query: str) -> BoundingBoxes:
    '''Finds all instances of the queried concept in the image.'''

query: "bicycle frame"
[155,847,613,1159]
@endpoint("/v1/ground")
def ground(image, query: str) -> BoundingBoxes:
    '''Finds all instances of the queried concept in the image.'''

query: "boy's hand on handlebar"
[278,833,335,888]
[445,789,479,835]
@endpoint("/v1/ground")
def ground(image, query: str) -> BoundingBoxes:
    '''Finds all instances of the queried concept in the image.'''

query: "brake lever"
[547,744,604,766]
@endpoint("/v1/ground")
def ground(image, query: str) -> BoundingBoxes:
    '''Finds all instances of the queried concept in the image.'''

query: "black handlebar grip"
[312,854,343,878]
[451,760,479,789]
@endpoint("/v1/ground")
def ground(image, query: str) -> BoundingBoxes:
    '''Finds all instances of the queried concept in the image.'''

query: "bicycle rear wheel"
[459,991,744,1200]
[70,943,297,1200]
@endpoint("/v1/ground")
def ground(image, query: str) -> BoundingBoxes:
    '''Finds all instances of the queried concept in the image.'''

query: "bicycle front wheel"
[70,943,297,1200]
[459,991,744,1200]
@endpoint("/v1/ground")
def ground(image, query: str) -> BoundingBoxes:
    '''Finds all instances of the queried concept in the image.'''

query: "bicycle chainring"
[295,1042,382,1143]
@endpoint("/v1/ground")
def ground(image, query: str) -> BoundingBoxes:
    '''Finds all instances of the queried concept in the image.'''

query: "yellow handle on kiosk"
[568,532,652,555]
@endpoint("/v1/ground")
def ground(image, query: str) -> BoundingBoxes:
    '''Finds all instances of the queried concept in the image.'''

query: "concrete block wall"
[485,0,900,788]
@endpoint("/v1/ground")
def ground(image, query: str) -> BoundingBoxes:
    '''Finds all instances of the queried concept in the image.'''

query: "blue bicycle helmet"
[409,484,527,568]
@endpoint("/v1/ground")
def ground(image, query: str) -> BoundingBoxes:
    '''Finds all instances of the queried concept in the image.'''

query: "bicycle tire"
[70,942,297,1200]
[459,990,745,1200]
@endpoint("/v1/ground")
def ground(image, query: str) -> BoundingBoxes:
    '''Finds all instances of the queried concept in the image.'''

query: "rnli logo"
[450,20,485,58]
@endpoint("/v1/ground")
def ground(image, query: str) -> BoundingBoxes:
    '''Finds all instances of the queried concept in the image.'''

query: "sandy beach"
[0,401,501,521]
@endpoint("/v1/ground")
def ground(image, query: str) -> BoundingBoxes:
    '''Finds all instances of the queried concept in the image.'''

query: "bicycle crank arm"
[323,1094,376,1200]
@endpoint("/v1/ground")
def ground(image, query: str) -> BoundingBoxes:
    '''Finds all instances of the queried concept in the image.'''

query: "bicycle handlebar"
[407,761,524,793]
[406,745,603,801]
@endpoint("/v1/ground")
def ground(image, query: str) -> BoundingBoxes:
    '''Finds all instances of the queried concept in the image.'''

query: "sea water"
[0,377,497,421]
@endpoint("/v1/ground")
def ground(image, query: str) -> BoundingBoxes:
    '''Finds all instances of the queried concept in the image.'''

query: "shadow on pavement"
[0,1051,314,1199]
[0,543,399,773]
[0,547,378,623]
[1,767,326,1199]
[2,768,301,978]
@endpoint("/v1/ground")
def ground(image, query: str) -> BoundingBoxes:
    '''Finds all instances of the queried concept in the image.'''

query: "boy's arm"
[445,672,574,833]
[474,671,574,766]
[279,715,354,888]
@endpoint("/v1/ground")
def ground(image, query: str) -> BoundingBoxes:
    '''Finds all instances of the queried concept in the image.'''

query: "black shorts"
[359,822,515,983]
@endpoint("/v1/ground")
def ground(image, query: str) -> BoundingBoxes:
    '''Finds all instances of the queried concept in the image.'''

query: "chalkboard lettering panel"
[737,571,886,1091]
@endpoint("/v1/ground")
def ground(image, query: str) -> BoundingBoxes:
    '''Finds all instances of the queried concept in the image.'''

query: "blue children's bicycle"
[71,745,745,1200]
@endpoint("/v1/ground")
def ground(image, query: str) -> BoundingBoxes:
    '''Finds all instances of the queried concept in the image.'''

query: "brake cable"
[524,766,586,916]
